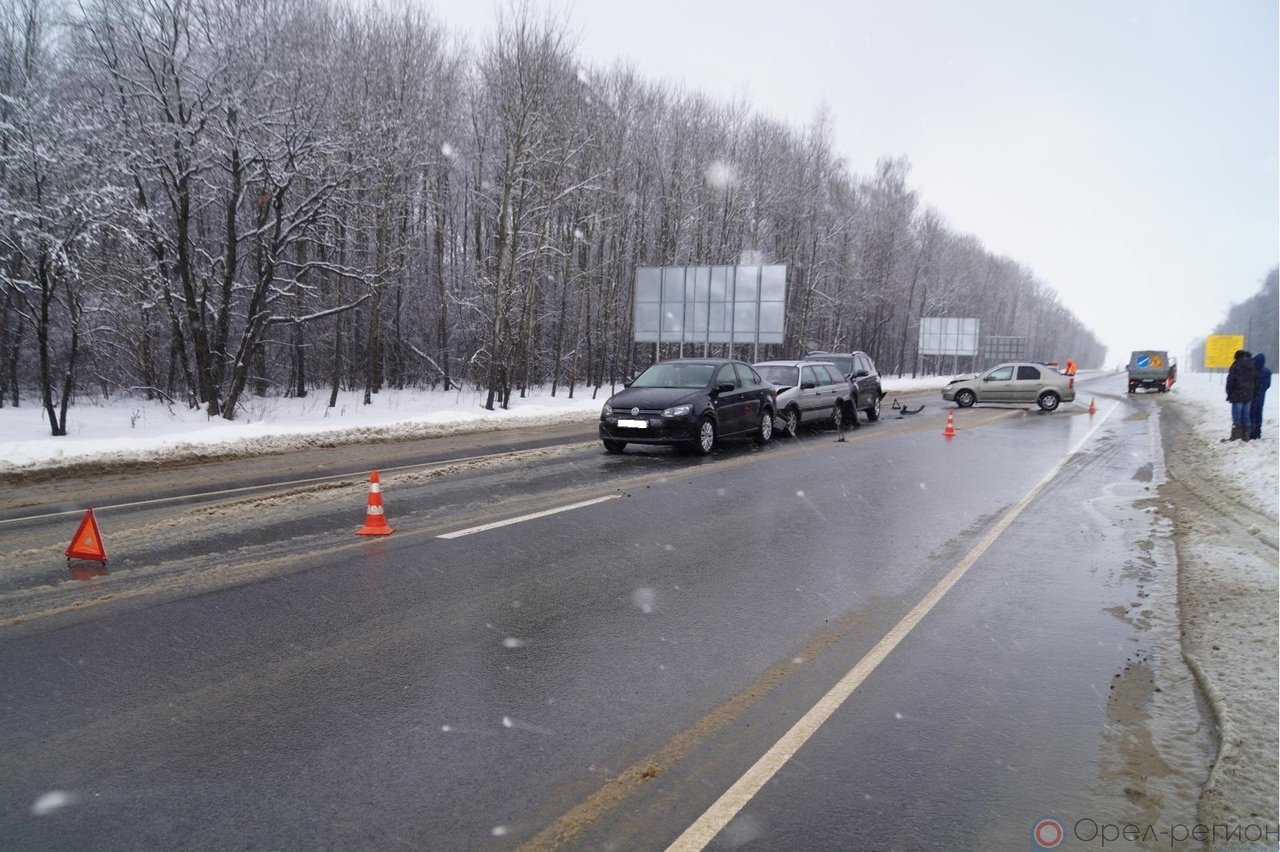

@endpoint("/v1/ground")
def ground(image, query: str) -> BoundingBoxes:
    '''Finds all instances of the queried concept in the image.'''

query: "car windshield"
[756,365,799,386]
[631,363,715,388]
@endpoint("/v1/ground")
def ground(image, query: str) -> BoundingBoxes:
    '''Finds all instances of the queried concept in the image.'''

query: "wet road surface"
[0,376,1210,849]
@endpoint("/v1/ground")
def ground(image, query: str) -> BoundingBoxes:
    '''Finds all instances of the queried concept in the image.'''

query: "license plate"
[617,418,648,429]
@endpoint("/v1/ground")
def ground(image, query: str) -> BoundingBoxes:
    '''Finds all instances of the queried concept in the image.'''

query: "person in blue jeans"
[1249,352,1271,440]
[1226,349,1259,441]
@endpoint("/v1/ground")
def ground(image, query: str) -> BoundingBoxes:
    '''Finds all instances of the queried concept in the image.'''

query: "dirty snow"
[1160,371,1279,831]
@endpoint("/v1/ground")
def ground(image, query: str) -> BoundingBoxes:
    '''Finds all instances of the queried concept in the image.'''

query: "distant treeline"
[1189,269,1279,371]
[0,0,1105,435]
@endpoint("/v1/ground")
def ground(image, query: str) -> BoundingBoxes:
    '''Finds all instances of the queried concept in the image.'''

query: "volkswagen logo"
[631,407,640,416]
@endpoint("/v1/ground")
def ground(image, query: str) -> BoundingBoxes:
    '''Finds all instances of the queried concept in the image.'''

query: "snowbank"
[0,375,951,474]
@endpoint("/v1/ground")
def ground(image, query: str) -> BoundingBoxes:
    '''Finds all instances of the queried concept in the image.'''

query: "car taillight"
[1069,378,1074,390]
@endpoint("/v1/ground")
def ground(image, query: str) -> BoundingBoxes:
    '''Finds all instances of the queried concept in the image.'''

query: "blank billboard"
[634,265,787,344]
[919,317,979,356]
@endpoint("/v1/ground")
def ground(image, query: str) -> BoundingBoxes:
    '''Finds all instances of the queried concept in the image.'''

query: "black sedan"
[599,358,777,454]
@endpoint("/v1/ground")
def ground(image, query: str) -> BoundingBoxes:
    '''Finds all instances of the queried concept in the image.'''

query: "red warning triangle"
[66,507,108,563]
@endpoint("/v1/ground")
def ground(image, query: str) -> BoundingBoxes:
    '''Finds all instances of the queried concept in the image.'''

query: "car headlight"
[662,404,693,417]
[602,403,613,417]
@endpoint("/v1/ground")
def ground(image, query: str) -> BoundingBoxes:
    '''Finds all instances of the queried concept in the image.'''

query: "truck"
[1127,350,1176,393]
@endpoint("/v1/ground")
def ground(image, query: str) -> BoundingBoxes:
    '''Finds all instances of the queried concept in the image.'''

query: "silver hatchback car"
[753,360,856,436]
[942,362,1076,411]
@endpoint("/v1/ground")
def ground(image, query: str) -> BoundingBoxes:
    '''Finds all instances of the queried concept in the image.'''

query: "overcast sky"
[431,0,1277,365]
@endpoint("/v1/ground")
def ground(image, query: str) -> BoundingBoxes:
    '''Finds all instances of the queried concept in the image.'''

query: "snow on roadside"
[1162,371,1279,830]
[1163,371,1278,521]
[0,387,607,473]
[0,376,951,474]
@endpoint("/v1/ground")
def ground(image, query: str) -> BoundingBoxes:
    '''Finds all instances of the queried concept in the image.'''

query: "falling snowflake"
[705,159,737,190]
[632,587,657,614]
[31,791,77,816]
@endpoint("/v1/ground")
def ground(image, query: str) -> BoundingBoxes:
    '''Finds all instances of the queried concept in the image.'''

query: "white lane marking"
[438,496,621,539]
[666,402,1119,851]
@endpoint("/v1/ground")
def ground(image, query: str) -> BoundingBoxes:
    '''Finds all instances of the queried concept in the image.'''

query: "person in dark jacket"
[1249,352,1271,440]
[1225,349,1259,441]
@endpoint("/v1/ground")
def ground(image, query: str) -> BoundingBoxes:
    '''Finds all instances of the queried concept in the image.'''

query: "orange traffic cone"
[1088,398,1097,415]
[943,410,956,438]
[66,507,108,564]
[356,470,395,536]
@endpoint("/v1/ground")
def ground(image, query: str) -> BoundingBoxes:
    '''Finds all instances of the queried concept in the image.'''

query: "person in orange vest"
[1064,358,1077,376]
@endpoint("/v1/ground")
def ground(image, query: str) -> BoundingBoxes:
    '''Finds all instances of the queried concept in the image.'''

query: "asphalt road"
[0,376,1210,850]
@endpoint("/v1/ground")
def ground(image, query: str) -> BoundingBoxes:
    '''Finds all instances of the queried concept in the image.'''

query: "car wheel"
[602,439,625,454]
[695,417,716,455]
[755,410,773,445]
[784,407,801,437]
[955,389,976,408]
[1038,391,1060,412]
[866,391,881,422]
[846,396,860,428]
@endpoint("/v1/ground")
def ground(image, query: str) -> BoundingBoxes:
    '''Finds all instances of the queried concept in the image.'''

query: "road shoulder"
[1162,403,1280,830]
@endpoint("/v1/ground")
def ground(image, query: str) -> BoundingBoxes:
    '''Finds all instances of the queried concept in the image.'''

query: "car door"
[981,364,1016,402]
[1011,364,1043,403]
[734,362,766,433]
[851,354,875,404]
[799,365,827,421]
[712,363,745,436]
[816,364,848,420]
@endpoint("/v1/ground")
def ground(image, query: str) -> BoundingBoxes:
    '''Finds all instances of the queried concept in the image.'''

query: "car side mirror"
[717,382,736,393]
[623,378,634,387]
[800,381,816,390]
[854,370,869,378]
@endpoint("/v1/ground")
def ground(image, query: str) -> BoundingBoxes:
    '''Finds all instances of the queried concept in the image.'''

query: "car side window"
[821,366,844,385]
[1016,366,1041,380]
[716,364,739,388]
[861,355,877,374]
[801,366,822,387]
[734,363,759,387]
[987,366,1014,382]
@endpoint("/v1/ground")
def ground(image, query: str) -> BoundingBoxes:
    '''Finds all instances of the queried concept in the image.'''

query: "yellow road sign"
[1204,334,1245,369]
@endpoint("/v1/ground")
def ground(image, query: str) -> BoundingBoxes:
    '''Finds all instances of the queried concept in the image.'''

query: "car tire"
[846,395,860,428]
[603,439,626,454]
[695,417,716,455]
[866,390,881,422]
[784,407,801,438]
[755,409,773,445]
[955,389,976,408]
[1038,391,1060,412]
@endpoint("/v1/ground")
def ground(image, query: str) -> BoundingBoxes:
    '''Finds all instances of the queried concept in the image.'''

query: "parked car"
[941,362,1076,411]
[753,360,856,436]
[599,358,776,454]
[802,350,883,422]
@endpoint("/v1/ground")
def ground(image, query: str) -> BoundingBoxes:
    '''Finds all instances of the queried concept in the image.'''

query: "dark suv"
[802,351,883,422]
